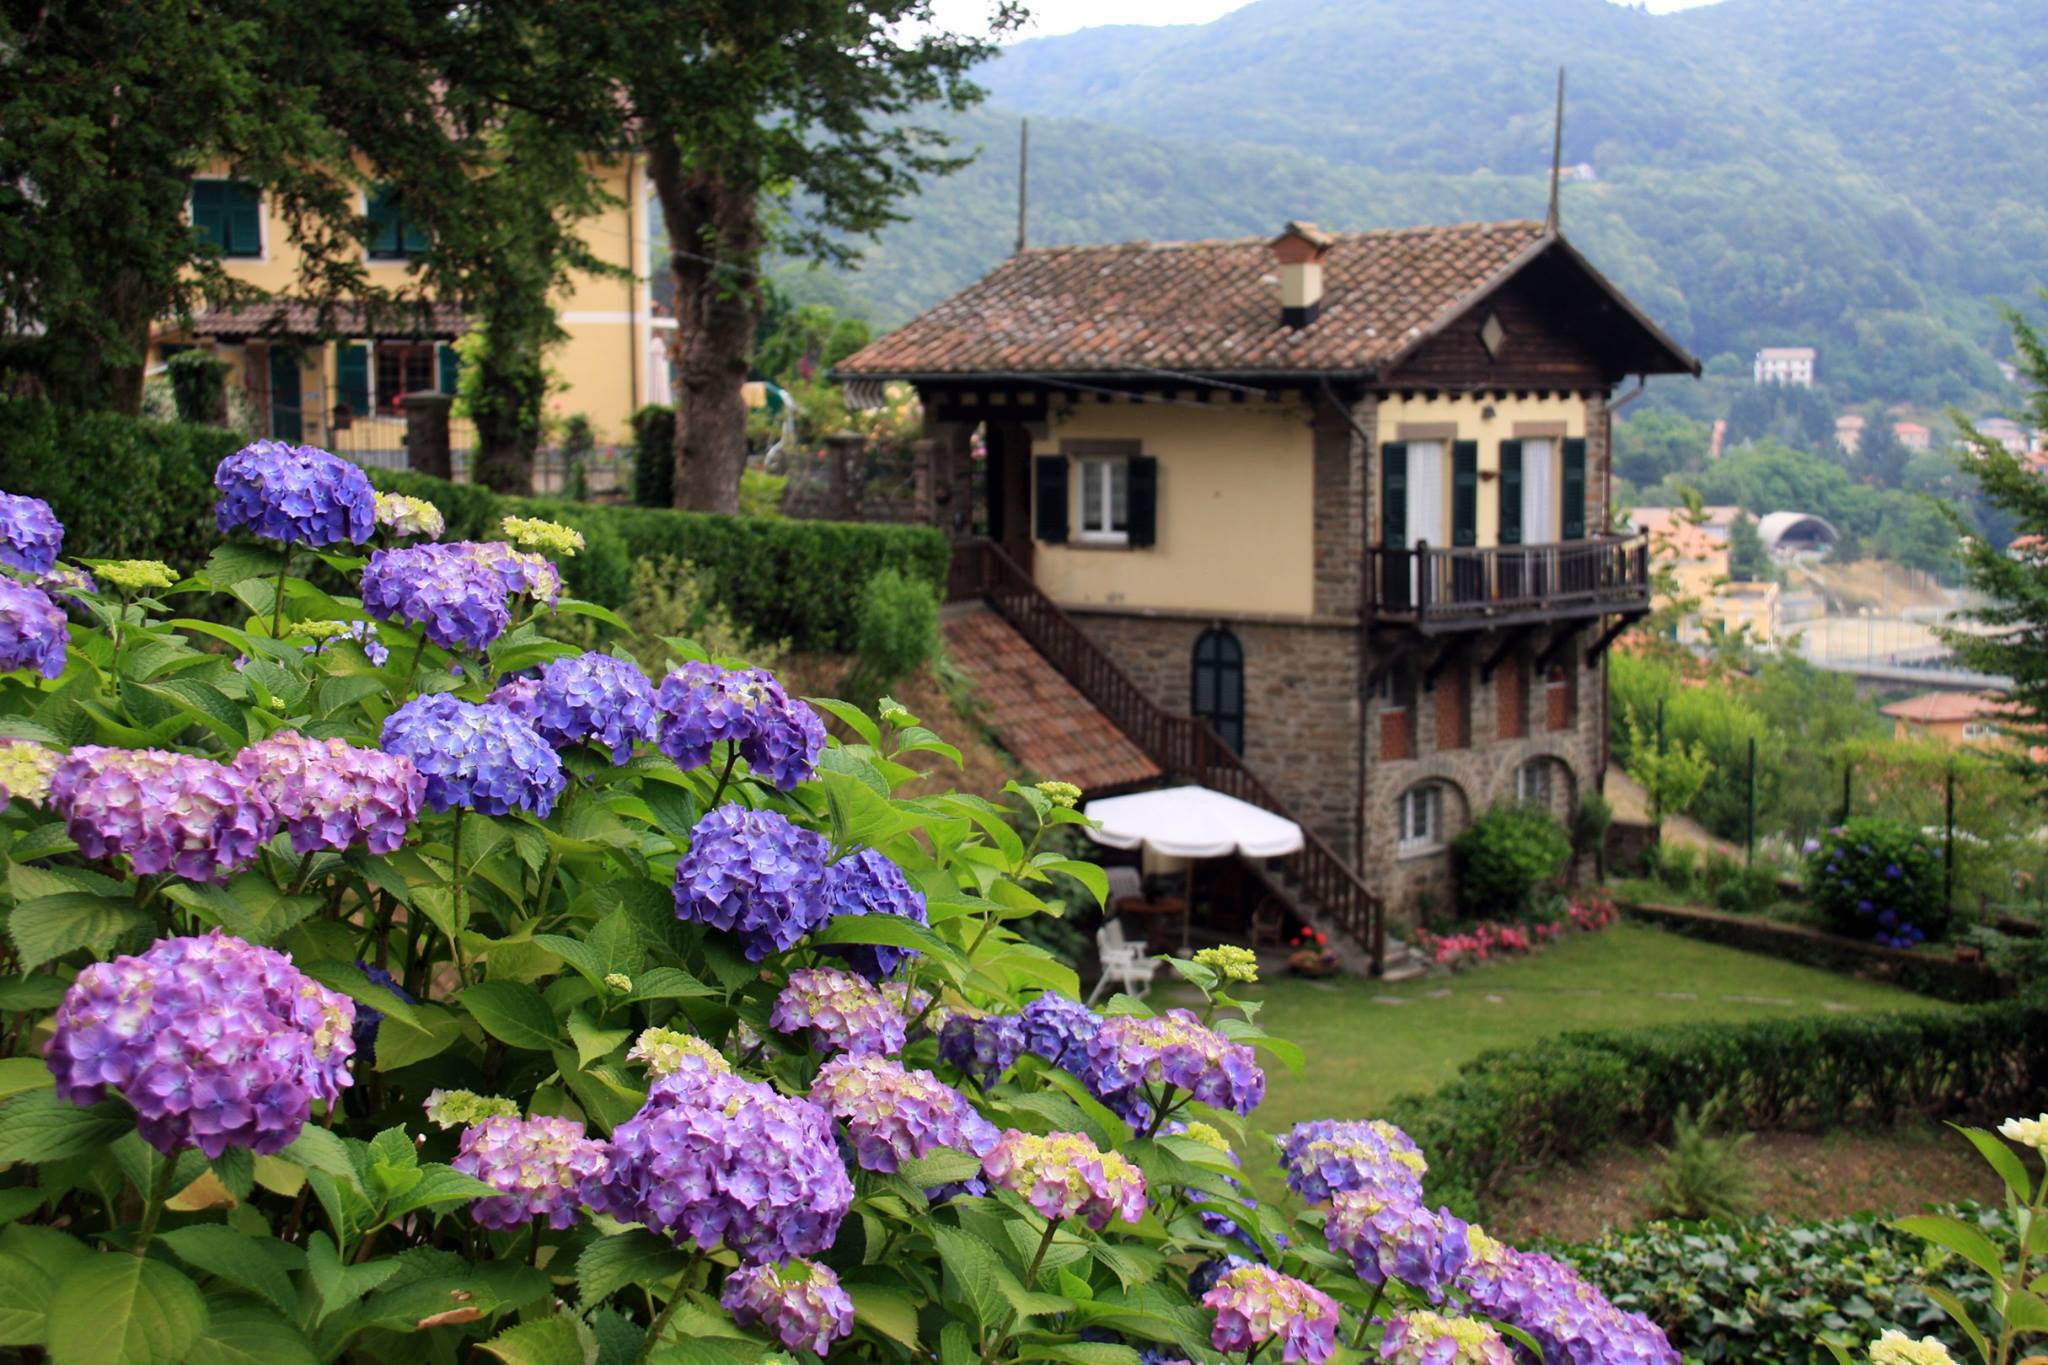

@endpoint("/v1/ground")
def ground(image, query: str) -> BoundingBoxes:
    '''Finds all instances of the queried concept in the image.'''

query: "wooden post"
[822,431,867,521]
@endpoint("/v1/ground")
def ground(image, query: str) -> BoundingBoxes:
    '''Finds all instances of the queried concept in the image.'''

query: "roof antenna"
[1015,118,1030,255]
[1545,66,1566,234]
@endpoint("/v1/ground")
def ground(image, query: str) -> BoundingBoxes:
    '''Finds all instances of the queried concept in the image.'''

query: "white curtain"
[1407,440,1445,548]
[1522,437,1555,544]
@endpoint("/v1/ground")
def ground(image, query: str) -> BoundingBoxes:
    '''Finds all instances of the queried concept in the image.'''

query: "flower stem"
[1351,1280,1385,1349]
[708,746,740,808]
[402,635,427,694]
[633,1292,685,1365]
[288,849,318,897]
[987,1218,1063,1362]
[271,548,294,639]
[132,1156,177,1256]
[450,808,470,989]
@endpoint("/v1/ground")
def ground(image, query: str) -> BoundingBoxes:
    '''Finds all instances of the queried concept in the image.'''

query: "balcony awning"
[1083,785,1304,860]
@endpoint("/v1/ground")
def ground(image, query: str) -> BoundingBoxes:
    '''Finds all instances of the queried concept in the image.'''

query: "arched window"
[1191,627,1245,753]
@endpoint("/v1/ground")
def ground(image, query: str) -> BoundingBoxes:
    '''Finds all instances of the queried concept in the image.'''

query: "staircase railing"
[951,537,1385,973]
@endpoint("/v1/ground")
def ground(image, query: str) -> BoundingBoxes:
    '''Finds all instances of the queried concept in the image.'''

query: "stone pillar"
[822,431,867,521]
[401,393,454,481]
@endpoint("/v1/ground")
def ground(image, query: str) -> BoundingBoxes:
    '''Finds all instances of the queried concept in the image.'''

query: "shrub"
[1383,1000,2048,1212]
[1571,790,1612,866]
[1650,841,1699,897]
[1711,861,1782,916]
[1450,801,1571,916]
[371,468,949,652]
[739,467,788,518]
[630,402,674,507]
[164,349,229,424]
[550,555,786,673]
[1805,816,1948,946]
[0,399,237,569]
[1638,1099,1756,1223]
[852,566,938,691]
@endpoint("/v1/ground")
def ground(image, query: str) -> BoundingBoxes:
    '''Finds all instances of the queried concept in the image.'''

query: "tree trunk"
[469,320,547,494]
[646,131,760,515]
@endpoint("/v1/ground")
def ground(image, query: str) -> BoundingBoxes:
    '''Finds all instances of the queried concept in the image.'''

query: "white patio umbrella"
[1082,786,1304,951]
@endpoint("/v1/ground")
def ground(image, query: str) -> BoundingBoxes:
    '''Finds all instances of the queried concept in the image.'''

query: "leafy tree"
[554,0,1017,513]
[1726,511,1771,581]
[1622,703,1717,844]
[1613,408,1710,488]
[1853,415,1911,489]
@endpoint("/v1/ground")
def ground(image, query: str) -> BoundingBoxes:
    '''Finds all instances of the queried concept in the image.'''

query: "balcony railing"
[1365,534,1651,631]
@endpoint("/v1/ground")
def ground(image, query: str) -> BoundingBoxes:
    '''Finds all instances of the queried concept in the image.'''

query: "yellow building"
[1879,692,2019,749]
[1696,579,1779,644]
[1627,504,1736,609]
[149,161,669,457]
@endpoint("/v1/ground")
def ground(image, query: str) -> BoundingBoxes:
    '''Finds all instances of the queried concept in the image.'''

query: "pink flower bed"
[1411,891,1619,972]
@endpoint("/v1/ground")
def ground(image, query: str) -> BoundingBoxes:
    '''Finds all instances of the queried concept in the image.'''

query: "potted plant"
[1287,928,1340,977]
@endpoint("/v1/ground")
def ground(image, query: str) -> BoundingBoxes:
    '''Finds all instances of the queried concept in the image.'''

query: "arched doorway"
[1191,626,1245,753]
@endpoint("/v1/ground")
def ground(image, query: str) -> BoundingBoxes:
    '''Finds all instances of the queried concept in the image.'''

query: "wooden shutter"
[1498,439,1523,545]
[1033,456,1069,544]
[437,343,460,396]
[1561,436,1587,540]
[225,183,261,257]
[190,181,225,250]
[336,342,370,414]
[1451,440,1479,548]
[369,188,402,257]
[1126,455,1158,547]
[1381,441,1408,547]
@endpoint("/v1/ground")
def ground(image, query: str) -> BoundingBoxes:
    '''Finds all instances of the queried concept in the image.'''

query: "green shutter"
[1033,456,1069,544]
[336,342,370,415]
[437,343,460,396]
[1561,437,1587,540]
[224,183,262,257]
[1498,439,1523,545]
[1126,455,1158,548]
[368,187,402,257]
[1381,441,1408,548]
[191,180,226,250]
[1451,440,1479,548]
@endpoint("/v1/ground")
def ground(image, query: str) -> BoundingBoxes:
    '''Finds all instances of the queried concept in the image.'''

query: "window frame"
[373,341,439,413]
[190,178,265,260]
[1397,784,1443,856]
[1515,760,1553,808]
[1074,455,1130,545]
[1190,626,1246,754]
[366,185,432,262]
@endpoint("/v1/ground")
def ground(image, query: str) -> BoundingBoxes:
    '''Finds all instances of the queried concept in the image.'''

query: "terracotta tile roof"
[838,220,1551,379]
[1879,691,2017,725]
[941,608,1161,793]
[180,300,468,339]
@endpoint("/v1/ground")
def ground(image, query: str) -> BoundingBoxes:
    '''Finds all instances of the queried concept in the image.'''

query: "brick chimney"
[1271,220,1334,328]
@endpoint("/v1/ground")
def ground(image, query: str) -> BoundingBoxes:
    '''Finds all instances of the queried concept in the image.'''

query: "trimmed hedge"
[1384,1000,2048,1211]
[368,468,949,652]
[630,403,673,508]
[0,399,241,569]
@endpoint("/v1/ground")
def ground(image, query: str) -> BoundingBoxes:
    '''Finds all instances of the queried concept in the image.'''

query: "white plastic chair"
[1086,919,1159,1005]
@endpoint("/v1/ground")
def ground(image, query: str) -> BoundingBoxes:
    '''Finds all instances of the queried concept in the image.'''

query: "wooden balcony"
[1365,534,1651,633]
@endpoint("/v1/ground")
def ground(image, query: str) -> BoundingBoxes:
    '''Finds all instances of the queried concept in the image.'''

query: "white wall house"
[1753,346,1816,387]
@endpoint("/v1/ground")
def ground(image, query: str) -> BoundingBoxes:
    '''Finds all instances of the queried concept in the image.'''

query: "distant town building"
[1880,691,2019,749]
[1979,417,2029,455]
[1630,505,1739,608]
[1709,417,1727,460]
[2001,360,2021,385]
[1892,421,1932,452]
[1693,580,1782,645]
[1558,162,1598,183]
[1834,413,1866,455]
[1753,346,1816,387]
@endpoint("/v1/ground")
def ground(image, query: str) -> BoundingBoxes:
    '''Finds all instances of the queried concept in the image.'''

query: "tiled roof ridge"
[1014,218,1548,257]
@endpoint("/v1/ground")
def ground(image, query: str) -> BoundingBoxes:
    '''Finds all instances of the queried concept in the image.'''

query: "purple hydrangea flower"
[50,746,276,882]
[46,930,355,1158]
[1019,993,1105,1075]
[380,695,565,817]
[349,961,412,1064]
[937,1010,1026,1086]
[1326,1189,1470,1301]
[468,541,562,606]
[213,441,376,548]
[586,1058,853,1263]
[1083,1008,1265,1123]
[818,848,928,981]
[720,1259,855,1356]
[671,805,830,960]
[489,652,657,765]
[1279,1119,1429,1204]
[36,565,97,622]
[0,491,63,574]
[1200,1264,1340,1364]
[981,1129,1147,1229]
[655,661,826,791]
[808,1054,1001,1174]
[0,579,68,679]
[1460,1235,1679,1365]
[300,619,389,667]
[1380,1312,1516,1364]
[360,543,513,653]
[770,967,908,1058]
[232,732,423,855]
[452,1114,610,1230]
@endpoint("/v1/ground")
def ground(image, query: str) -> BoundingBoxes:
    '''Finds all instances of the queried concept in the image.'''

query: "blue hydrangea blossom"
[380,694,565,816]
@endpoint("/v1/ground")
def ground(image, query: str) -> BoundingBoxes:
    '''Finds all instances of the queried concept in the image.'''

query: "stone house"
[836,220,1696,937]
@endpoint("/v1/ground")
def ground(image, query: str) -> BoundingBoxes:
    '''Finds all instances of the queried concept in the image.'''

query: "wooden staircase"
[950,539,1387,974]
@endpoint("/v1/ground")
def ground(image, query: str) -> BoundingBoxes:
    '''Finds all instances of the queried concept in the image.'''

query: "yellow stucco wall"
[1030,397,1317,618]
[1372,393,1588,548]
[154,158,657,443]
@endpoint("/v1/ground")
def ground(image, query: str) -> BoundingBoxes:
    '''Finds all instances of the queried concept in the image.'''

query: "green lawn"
[1198,922,1945,1133]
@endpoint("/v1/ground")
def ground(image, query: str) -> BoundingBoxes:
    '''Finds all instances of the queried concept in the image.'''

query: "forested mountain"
[802,0,2047,411]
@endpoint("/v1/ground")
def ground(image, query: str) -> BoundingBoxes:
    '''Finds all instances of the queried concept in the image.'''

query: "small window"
[191,179,263,258]
[375,342,438,412]
[1191,627,1245,753]
[1516,760,1553,807]
[1076,457,1128,544]
[1398,785,1443,855]
[367,186,431,260]
[1377,666,1415,712]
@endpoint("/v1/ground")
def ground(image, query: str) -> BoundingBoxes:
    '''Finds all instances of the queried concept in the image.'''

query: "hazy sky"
[936,0,1723,40]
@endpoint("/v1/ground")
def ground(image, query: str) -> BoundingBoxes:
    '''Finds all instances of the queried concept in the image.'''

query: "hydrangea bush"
[1804,816,1950,946]
[0,460,1716,1364]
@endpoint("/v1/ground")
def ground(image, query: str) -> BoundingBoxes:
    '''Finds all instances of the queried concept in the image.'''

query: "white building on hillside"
[1753,346,1816,387]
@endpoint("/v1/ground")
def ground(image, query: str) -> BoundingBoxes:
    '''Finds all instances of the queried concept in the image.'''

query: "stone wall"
[1069,610,1362,859]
